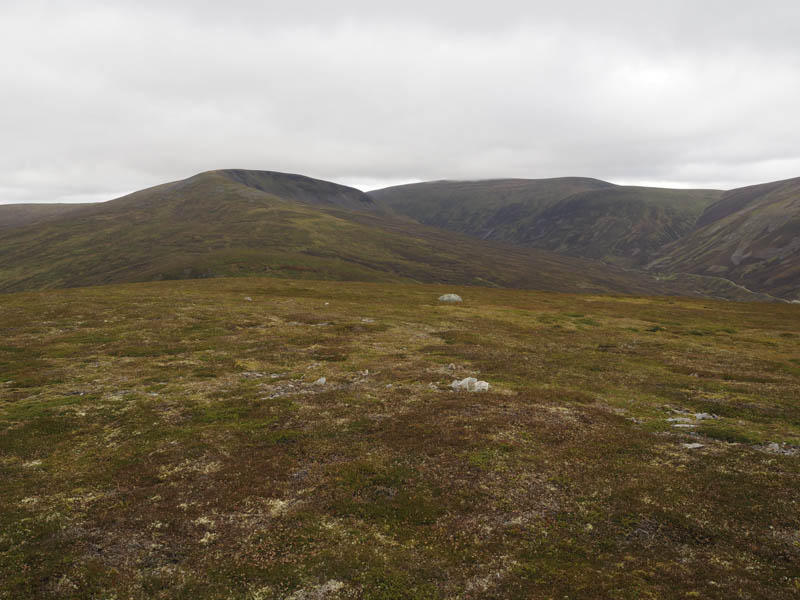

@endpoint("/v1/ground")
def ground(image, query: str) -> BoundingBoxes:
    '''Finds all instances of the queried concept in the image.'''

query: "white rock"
[694,412,715,420]
[766,442,781,453]
[438,294,463,303]
[682,443,705,449]
[285,580,345,600]
[451,377,476,391]
[672,423,697,428]
[244,297,253,302]
[472,380,490,392]
[450,377,490,392]
[313,377,327,386]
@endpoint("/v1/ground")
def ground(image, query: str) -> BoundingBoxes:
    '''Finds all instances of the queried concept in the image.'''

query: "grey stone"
[451,377,490,392]
[285,580,345,600]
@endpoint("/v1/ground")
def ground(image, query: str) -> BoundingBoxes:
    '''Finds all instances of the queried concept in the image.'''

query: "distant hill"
[2,169,794,301]
[370,179,721,266]
[0,169,688,297]
[648,177,800,298]
[370,177,800,300]
[0,203,91,230]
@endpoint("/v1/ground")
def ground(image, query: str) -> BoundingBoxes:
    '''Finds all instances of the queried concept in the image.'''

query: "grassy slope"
[649,177,800,299]
[521,186,721,264]
[370,179,721,265]
[0,170,695,298]
[367,178,612,231]
[0,203,91,230]
[1,278,798,599]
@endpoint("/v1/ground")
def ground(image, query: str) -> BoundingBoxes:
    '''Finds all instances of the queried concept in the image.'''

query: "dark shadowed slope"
[0,203,91,230]
[0,169,683,297]
[368,178,611,237]
[649,177,800,299]
[218,169,387,213]
[370,179,722,266]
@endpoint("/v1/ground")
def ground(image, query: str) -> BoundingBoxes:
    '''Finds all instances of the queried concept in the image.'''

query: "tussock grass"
[1,278,798,598]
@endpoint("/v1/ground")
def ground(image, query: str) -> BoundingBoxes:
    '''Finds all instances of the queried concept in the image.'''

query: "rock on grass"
[451,377,490,392]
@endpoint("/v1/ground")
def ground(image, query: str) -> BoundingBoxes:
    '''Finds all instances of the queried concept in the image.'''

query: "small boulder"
[313,377,327,386]
[451,377,490,392]
[286,580,345,600]
[438,294,463,303]
[472,380,490,392]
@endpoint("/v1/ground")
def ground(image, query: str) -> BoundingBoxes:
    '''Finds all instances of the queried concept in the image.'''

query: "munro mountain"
[368,178,721,265]
[370,177,800,300]
[0,169,690,297]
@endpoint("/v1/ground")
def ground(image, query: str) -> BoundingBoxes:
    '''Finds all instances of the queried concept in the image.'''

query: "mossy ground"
[1,278,798,599]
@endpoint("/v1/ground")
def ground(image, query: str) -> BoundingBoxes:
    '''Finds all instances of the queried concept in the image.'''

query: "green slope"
[0,169,680,297]
[649,177,800,299]
[0,203,92,230]
[370,179,721,265]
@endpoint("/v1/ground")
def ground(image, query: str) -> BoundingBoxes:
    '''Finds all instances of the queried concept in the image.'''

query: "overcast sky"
[2,1,799,203]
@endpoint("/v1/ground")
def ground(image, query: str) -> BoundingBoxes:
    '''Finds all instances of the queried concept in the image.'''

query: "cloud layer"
[2,1,799,203]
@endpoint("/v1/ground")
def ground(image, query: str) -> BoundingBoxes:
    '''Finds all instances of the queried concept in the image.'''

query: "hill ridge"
[2,168,797,300]
[0,168,689,298]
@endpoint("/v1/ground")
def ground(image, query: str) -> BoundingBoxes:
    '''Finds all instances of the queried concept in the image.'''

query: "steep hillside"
[519,186,721,264]
[649,177,800,299]
[0,203,91,230]
[370,179,721,265]
[368,177,612,230]
[0,169,678,297]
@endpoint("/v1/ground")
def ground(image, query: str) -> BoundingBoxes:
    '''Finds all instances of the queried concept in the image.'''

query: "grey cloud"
[1,1,799,203]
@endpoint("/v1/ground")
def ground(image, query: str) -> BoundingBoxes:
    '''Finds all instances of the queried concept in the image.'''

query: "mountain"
[370,178,722,266]
[0,203,91,230]
[2,169,794,301]
[0,169,685,297]
[648,177,800,298]
[370,177,800,300]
